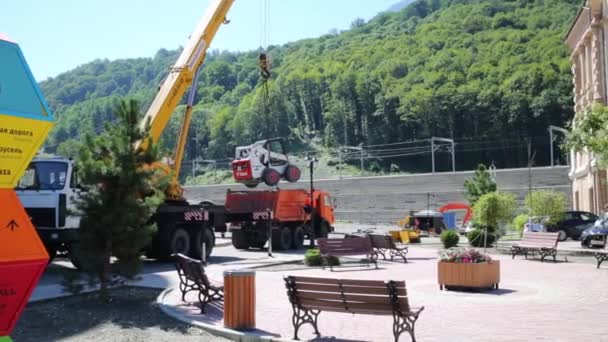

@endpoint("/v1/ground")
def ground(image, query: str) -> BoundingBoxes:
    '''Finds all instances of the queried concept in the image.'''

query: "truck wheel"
[319,221,330,239]
[291,226,305,250]
[285,165,301,183]
[170,227,191,256]
[262,168,281,186]
[272,226,292,251]
[68,243,86,270]
[191,227,215,259]
[249,238,267,249]
[231,230,250,249]
[43,244,57,263]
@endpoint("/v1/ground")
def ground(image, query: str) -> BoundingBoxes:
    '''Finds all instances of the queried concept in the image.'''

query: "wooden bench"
[173,253,223,313]
[368,234,408,262]
[284,276,424,341]
[510,232,560,262]
[317,237,377,270]
[594,240,608,268]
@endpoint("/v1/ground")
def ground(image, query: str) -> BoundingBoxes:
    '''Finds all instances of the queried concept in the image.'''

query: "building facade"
[566,0,608,214]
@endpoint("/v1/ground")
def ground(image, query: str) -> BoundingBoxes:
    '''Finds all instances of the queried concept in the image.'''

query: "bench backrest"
[317,237,372,256]
[368,234,397,249]
[284,276,409,315]
[521,232,559,248]
[173,253,211,287]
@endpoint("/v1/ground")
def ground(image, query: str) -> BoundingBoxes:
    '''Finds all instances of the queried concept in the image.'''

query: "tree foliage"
[464,164,497,205]
[566,104,608,167]
[73,99,167,299]
[472,191,516,232]
[41,0,578,172]
[524,189,567,225]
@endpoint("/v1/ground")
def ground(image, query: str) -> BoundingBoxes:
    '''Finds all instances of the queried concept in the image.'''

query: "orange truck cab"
[225,188,335,251]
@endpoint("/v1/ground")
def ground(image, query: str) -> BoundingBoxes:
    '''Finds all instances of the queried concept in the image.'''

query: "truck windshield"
[16,162,68,190]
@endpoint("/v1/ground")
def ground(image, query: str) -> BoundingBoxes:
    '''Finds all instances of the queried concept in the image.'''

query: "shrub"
[512,214,529,236]
[467,229,496,247]
[440,230,460,249]
[472,192,516,233]
[524,190,567,226]
[304,249,340,267]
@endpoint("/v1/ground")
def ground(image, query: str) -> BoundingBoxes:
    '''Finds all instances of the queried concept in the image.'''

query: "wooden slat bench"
[594,240,608,268]
[284,276,424,341]
[317,237,377,270]
[368,234,408,262]
[510,232,560,262]
[173,253,223,313]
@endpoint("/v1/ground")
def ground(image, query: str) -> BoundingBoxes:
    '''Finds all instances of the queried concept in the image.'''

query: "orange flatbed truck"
[225,189,335,250]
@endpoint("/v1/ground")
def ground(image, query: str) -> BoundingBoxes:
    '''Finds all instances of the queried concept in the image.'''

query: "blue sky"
[2,0,398,81]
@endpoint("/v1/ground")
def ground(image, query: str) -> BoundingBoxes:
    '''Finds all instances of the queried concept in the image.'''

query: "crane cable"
[259,0,272,138]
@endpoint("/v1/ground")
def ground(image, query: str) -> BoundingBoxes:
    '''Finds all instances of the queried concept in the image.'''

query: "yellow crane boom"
[139,0,235,199]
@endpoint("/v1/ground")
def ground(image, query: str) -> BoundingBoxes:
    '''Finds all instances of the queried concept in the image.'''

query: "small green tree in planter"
[440,230,460,248]
[512,214,529,237]
[471,192,516,248]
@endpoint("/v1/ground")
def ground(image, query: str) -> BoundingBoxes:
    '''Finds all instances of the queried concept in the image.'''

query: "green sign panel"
[0,336,13,342]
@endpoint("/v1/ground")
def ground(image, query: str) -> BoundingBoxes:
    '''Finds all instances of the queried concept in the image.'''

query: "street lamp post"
[306,154,318,247]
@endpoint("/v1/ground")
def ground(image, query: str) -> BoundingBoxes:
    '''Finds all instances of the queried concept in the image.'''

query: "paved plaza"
[158,243,608,342]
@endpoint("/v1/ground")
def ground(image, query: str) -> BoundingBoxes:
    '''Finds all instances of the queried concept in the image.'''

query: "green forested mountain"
[41,0,579,170]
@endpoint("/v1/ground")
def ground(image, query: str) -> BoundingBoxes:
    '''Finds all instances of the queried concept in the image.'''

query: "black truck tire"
[68,243,86,270]
[191,227,215,259]
[272,226,292,251]
[291,226,305,250]
[262,168,281,186]
[232,230,250,249]
[170,227,191,256]
[319,221,330,239]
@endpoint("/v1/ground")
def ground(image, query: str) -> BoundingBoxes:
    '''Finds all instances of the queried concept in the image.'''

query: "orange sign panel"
[0,189,48,336]
[0,190,48,263]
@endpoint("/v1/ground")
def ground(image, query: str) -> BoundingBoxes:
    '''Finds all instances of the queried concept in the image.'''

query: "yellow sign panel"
[0,114,53,188]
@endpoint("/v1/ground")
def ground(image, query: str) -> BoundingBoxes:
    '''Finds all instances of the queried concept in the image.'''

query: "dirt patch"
[12,287,229,342]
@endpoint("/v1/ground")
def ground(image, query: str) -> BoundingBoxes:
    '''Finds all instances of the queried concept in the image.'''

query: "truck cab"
[15,158,80,259]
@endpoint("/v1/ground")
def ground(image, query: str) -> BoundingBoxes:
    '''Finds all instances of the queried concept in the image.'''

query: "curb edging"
[157,287,293,342]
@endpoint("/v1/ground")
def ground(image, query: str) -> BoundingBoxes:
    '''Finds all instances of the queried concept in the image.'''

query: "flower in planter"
[439,247,492,263]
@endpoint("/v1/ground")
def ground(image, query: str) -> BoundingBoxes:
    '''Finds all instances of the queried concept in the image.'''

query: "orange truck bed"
[225,189,311,222]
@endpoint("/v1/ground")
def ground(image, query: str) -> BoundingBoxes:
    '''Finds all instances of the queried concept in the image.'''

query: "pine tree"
[463,164,497,206]
[72,99,167,299]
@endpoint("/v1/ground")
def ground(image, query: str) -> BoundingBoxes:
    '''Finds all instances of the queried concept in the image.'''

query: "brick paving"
[162,245,608,342]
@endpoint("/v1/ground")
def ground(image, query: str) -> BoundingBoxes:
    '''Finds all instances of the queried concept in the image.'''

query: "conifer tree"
[463,164,497,206]
[72,99,167,299]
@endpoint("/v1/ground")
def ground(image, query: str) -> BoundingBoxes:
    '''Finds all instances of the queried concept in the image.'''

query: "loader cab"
[232,137,301,187]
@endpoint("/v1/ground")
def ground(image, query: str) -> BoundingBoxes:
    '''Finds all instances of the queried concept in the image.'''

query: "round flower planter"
[437,260,500,290]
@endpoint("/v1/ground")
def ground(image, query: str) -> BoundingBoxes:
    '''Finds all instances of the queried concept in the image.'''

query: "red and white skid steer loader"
[231,138,301,187]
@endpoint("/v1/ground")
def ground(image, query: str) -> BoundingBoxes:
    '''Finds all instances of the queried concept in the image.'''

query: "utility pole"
[307,154,318,247]
[338,148,343,180]
[360,144,364,176]
[548,125,568,167]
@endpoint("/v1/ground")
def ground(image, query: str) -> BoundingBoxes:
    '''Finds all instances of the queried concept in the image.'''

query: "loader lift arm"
[138,0,235,200]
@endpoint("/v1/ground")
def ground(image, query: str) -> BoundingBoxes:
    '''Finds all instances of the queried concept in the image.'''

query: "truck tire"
[319,221,330,239]
[262,168,281,186]
[272,226,292,251]
[170,227,191,256]
[250,238,267,249]
[191,227,215,260]
[68,243,86,270]
[231,230,250,250]
[291,226,305,250]
[285,165,301,183]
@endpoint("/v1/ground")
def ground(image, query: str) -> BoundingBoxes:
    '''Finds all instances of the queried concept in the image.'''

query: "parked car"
[546,211,598,241]
[580,214,608,248]
[523,216,549,233]
[458,221,475,235]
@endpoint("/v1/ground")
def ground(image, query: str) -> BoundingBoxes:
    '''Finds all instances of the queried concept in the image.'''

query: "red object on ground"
[438,202,473,225]
[0,189,49,336]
